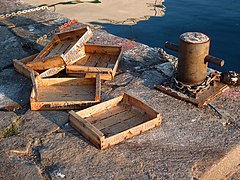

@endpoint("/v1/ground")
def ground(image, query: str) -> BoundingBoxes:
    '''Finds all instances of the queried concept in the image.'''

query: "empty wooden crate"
[13,54,65,79]
[30,74,101,110]
[66,44,123,80]
[27,27,93,70]
[69,93,161,149]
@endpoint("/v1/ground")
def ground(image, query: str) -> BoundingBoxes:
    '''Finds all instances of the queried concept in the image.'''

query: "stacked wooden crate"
[13,26,161,149]
[14,27,122,110]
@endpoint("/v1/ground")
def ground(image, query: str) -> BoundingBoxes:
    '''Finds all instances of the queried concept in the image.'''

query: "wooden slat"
[111,49,123,78]
[69,111,104,148]
[39,77,96,87]
[94,109,136,130]
[85,44,122,55]
[66,65,111,74]
[95,74,101,101]
[26,56,65,70]
[123,93,159,118]
[56,40,72,55]
[84,54,100,67]
[37,85,95,102]
[101,113,149,137]
[35,37,58,59]
[31,101,97,110]
[13,54,39,79]
[39,66,65,78]
[95,54,110,68]
[85,104,130,123]
[84,73,112,81]
[101,117,161,150]
[72,54,91,66]
[76,95,123,118]
[45,42,62,57]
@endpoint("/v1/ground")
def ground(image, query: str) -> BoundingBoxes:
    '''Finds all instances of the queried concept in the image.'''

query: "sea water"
[94,0,240,72]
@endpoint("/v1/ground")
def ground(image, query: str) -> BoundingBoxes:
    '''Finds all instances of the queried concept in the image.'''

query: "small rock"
[140,70,166,88]
[155,62,175,77]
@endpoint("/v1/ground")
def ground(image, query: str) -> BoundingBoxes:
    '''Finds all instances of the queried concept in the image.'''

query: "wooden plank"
[123,93,159,118]
[45,42,62,57]
[37,86,95,102]
[95,74,101,101]
[31,101,97,110]
[85,104,130,123]
[84,73,112,81]
[26,56,65,70]
[85,44,122,55]
[39,77,96,87]
[76,95,123,118]
[66,65,111,74]
[69,111,104,148]
[101,117,161,150]
[111,49,123,78]
[39,66,65,78]
[54,40,72,55]
[35,37,58,59]
[155,83,229,107]
[72,54,91,66]
[64,46,86,65]
[13,54,39,79]
[63,28,92,64]
[101,112,149,136]
[199,145,240,180]
[84,53,100,67]
[93,110,136,130]
[95,54,110,68]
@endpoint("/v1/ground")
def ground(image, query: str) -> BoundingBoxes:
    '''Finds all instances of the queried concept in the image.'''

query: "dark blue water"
[93,0,240,72]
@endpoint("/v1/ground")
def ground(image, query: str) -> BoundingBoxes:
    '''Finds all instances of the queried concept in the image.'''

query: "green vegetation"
[2,122,19,138]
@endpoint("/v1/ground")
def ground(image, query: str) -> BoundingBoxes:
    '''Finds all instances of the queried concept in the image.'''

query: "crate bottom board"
[36,85,95,102]
[81,102,151,137]
[74,53,118,68]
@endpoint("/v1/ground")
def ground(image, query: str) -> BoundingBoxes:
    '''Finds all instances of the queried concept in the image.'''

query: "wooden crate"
[30,73,101,110]
[13,54,65,79]
[66,44,123,80]
[26,27,93,70]
[69,93,161,150]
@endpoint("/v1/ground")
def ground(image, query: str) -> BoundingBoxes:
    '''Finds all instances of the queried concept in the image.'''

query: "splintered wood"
[69,93,161,150]
[30,74,101,110]
[66,44,123,80]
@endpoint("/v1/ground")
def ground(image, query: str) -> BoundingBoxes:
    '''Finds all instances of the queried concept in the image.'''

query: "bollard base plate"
[155,82,229,107]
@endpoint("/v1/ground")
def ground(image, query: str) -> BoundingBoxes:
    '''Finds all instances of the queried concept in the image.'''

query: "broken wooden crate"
[66,44,123,80]
[69,93,161,150]
[30,73,101,110]
[26,27,93,70]
[13,54,65,79]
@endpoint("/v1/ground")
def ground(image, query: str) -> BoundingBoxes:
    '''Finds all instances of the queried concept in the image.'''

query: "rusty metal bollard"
[165,32,224,85]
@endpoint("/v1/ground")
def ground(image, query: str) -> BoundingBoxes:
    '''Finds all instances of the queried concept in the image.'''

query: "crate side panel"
[101,117,161,149]
[37,85,96,102]
[76,95,124,118]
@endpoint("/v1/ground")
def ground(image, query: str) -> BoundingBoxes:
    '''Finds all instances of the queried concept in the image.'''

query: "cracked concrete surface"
[0,0,239,179]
